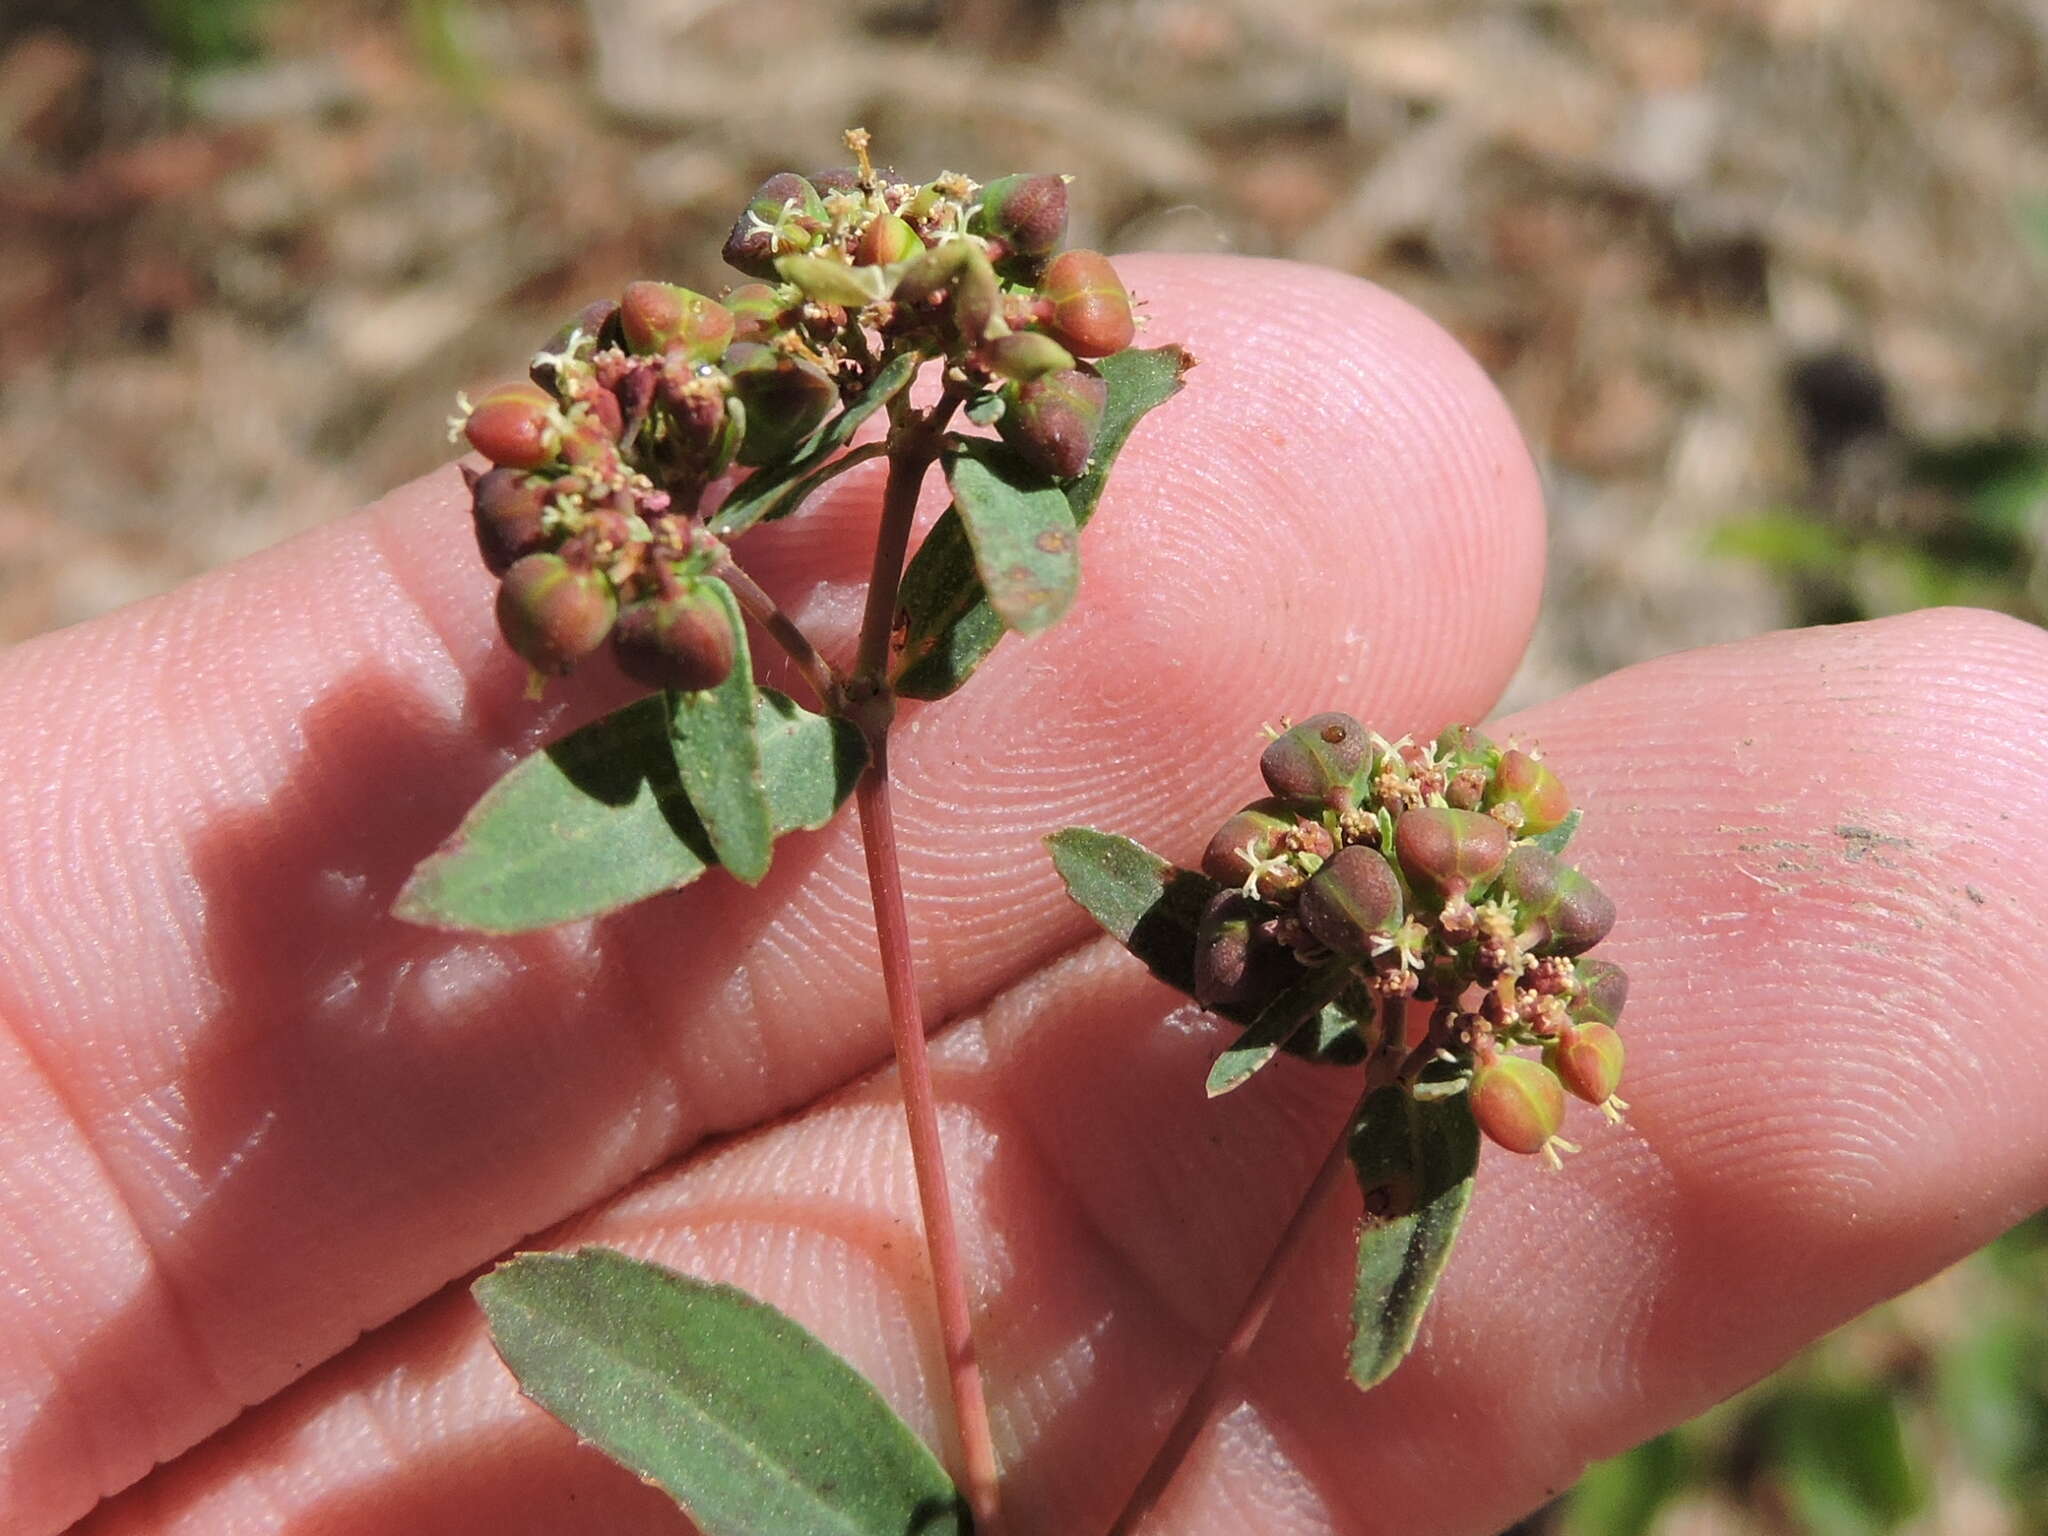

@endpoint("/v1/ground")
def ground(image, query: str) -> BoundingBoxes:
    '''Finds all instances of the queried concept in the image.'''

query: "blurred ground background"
[2,1,2044,1532]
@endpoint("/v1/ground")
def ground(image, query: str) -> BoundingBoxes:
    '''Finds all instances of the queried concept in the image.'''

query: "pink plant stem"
[1106,1000,1404,1535]
[849,391,1005,1534]
[1102,1089,1363,1536]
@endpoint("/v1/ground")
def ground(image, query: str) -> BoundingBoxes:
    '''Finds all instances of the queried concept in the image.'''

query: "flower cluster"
[1198,714,1626,1163]
[450,130,1138,691]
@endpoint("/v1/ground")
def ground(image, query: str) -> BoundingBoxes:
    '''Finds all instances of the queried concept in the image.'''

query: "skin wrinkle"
[0,988,232,1489]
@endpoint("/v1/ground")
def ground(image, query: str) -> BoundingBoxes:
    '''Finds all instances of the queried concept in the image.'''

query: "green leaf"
[1563,1434,1691,1536]
[395,689,865,934]
[1530,808,1582,856]
[1348,1085,1479,1390]
[1045,826,1218,1000]
[668,579,772,885]
[894,344,1190,700]
[708,350,922,537]
[476,1249,968,1536]
[942,440,1080,634]
[1206,967,1351,1097]
[1770,1382,1924,1536]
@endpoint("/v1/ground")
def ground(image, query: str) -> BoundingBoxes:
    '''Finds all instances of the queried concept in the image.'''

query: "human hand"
[5,255,2045,1536]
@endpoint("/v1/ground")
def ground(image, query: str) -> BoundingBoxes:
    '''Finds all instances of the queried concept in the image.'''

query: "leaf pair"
[1045,825,1478,1390]
[397,581,866,934]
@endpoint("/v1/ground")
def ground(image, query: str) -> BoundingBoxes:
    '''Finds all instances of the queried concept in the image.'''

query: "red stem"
[1102,1087,1364,1536]
[850,390,1004,1533]
[1105,998,1402,1534]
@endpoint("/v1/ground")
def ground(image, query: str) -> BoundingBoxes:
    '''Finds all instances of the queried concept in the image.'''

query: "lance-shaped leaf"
[395,689,864,934]
[1206,966,1352,1097]
[1045,826,1217,1000]
[942,439,1079,634]
[894,344,1191,700]
[668,578,772,885]
[1348,1085,1479,1390]
[1531,808,1583,856]
[709,350,921,536]
[476,1249,968,1536]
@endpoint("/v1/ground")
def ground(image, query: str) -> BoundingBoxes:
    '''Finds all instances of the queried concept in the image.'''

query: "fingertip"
[1100,254,1547,730]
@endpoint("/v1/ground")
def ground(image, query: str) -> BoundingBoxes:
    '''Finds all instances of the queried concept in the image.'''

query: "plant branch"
[855,384,964,688]
[847,382,1003,1534]
[714,556,847,713]
[1103,1003,1408,1536]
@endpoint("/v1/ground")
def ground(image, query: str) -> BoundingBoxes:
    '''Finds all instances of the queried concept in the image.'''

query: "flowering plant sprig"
[1050,712,1624,1531]
[398,130,1191,1536]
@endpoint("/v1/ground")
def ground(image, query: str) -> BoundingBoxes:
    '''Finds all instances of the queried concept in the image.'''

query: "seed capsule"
[1191,889,1296,1010]
[1434,723,1497,771]
[1393,808,1510,902]
[1500,845,1614,956]
[464,381,559,470]
[612,584,737,693]
[1261,712,1373,807]
[1038,249,1135,357]
[1545,1022,1624,1107]
[1201,799,1305,887]
[495,553,616,675]
[1297,846,1403,955]
[971,173,1069,257]
[1485,748,1572,836]
[722,172,826,279]
[619,282,734,365]
[1470,1055,1567,1156]
[1572,957,1630,1026]
[855,211,924,266]
[468,466,554,576]
[723,342,839,467]
[996,366,1105,479]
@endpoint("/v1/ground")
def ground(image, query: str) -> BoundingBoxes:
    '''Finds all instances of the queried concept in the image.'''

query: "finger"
[76,607,2048,1536]
[0,253,1546,1534]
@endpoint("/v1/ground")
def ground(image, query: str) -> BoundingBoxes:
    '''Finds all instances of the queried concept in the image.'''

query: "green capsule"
[723,342,839,467]
[1038,249,1134,357]
[1393,807,1510,903]
[465,380,559,470]
[619,282,734,365]
[467,466,555,576]
[495,553,616,675]
[1296,846,1403,955]
[1485,748,1571,836]
[1571,957,1630,1026]
[970,173,1069,257]
[1201,798,1304,887]
[1545,1023,1624,1107]
[722,172,827,279]
[1261,712,1373,806]
[1470,1055,1566,1156]
[1500,845,1615,956]
[996,367,1105,479]
[855,211,925,266]
[1192,889,1294,1011]
[612,583,736,694]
